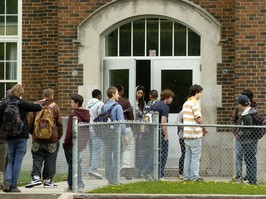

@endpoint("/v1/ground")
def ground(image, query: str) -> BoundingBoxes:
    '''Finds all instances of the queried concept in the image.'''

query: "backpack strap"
[88,100,100,109]
[48,102,56,108]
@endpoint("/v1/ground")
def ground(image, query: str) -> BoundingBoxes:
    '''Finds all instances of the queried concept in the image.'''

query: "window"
[0,0,20,99]
[105,18,201,57]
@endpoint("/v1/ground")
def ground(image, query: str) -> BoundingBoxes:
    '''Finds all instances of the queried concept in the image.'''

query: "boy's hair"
[115,84,124,93]
[149,89,158,99]
[241,89,253,101]
[92,89,101,98]
[160,89,174,100]
[70,94,84,107]
[43,88,54,99]
[188,84,203,97]
[11,84,24,97]
[106,86,118,98]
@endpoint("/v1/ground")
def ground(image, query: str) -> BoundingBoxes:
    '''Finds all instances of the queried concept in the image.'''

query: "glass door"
[152,58,201,168]
[103,59,136,104]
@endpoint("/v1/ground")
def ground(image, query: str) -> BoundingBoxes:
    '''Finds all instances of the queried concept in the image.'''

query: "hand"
[203,128,208,136]
[124,136,129,145]
[164,133,168,141]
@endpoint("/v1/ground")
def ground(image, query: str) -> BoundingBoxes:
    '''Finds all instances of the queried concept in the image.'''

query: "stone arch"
[78,0,222,123]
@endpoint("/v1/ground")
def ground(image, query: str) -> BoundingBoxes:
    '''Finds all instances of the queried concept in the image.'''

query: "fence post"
[72,116,78,193]
[116,123,121,184]
[153,112,159,180]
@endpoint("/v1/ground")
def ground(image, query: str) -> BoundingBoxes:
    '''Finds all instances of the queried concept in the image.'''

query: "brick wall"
[22,0,266,120]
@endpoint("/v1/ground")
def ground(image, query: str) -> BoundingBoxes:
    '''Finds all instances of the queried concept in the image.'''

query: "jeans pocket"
[48,143,57,154]
[32,142,40,152]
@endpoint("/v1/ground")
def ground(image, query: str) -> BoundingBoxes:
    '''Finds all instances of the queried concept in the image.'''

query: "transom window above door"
[105,18,201,57]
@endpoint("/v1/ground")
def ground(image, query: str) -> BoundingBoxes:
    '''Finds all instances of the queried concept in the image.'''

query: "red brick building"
[1,0,265,122]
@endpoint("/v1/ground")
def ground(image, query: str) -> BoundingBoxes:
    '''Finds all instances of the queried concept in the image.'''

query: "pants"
[183,138,202,181]
[235,138,244,178]
[5,139,27,187]
[103,133,119,185]
[242,142,258,184]
[179,138,186,175]
[31,141,59,180]
[64,148,84,189]
[89,131,102,172]
[159,133,169,179]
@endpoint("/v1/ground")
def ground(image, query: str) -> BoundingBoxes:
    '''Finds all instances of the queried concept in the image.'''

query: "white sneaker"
[25,179,42,188]
[43,181,58,188]
[159,178,165,181]
[88,171,103,179]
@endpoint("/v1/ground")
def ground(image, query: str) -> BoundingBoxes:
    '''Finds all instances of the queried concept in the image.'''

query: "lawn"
[89,180,266,195]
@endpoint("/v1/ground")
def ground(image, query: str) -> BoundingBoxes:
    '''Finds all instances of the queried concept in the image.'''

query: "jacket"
[86,98,104,122]
[102,99,126,135]
[28,99,63,143]
[0,95,42,140]
[117,97,134,120]
[239,107,258,144]
[63,108,90,150]
[230,100,258,137]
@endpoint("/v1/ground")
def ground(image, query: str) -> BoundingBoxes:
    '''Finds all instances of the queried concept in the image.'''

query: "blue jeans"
[88,131,102,173]
[103,133,119,185]
[64,148,84,189]
[235,138,244,178]
[242,142,258,184]
[183,138,202,181]
[5,139,27,187]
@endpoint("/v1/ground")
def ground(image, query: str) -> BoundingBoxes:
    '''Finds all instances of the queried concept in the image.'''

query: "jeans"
[179,138,186,175]
[88,131,102,173]
[5,139,27,187]
[31,141,59,180]
[235,138,244,178]
[183,138,202,181]
[64,148,84,189]
[159,134,169,179]
[103,133,119,185]
[242,142,258,184]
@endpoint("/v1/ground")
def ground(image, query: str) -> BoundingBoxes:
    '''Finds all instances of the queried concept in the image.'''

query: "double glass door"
[103,58,200,168]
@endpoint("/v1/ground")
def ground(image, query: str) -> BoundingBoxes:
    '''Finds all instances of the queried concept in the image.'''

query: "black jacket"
[0,95,42,141]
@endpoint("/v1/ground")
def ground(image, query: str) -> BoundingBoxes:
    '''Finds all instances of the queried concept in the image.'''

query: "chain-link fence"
[17,116,266,192]
[69,115,266,192]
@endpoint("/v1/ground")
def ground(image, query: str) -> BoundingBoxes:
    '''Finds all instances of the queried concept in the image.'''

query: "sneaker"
[25,179,42,188]
[88,171,103,179]
[43,181,58,188]
[3,182,11,192]
[9,186,21,193]
[159,178,165,181]
[178,174,183,180]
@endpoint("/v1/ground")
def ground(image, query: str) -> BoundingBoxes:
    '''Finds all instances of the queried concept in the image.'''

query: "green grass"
[17,171,67,186]
[89,180,266,195]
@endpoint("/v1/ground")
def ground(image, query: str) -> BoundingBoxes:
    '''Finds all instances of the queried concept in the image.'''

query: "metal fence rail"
[70,117,266,192]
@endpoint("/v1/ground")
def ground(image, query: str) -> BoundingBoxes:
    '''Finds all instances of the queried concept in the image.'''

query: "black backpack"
[250,112,266,139]
[2,100,24,137]
[93,103,117,139]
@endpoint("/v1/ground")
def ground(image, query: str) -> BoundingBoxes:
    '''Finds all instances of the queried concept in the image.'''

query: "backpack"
[2,100,24,137]
[34,102,56,139]
[93,103,117,139]
[250,112,266,139]
[140,110,155,133]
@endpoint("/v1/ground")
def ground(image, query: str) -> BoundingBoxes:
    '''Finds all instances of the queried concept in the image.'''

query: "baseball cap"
[236,95,250,106]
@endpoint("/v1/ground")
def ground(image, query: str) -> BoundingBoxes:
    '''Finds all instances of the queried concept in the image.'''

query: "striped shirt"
[182,97,203,138]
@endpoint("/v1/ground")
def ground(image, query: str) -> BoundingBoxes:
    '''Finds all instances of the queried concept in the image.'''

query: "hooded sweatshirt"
[239,107,258,144]
[63,108,90,150]
[86,98,104,122]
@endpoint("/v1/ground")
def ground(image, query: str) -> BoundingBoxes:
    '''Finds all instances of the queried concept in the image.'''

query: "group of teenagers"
[0,83,257,193]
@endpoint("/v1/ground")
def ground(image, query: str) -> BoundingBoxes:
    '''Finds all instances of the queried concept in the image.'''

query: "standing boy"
[86,89,104,179]
[25,88,63,188]
[0,84,42,192]
[236,95,258,185]
[151,89,174,180]
[63,94,90,191]
[101,86,126,185]
[182,84,207,181]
